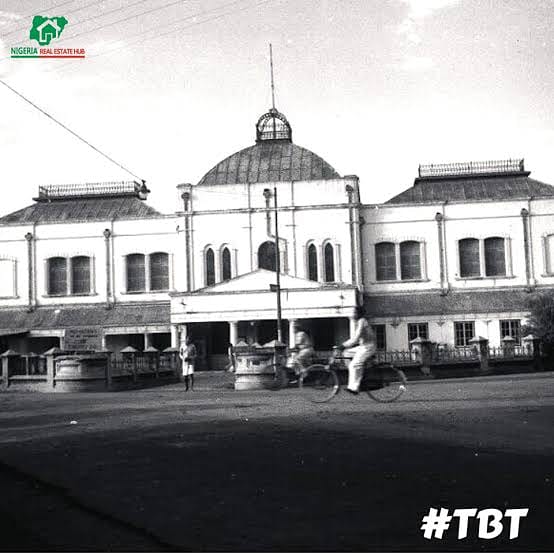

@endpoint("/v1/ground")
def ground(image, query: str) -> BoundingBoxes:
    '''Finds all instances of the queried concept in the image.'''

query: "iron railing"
[418,159,524,178]
[489,344,533,359]
[37,181,142,200]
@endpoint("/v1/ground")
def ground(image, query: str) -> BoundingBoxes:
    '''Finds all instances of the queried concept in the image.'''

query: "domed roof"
[197,108,340,186]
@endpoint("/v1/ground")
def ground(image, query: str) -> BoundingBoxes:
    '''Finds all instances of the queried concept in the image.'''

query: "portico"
[171,269,358,369]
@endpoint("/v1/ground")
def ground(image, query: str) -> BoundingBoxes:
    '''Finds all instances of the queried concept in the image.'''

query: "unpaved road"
[0,372,552,551]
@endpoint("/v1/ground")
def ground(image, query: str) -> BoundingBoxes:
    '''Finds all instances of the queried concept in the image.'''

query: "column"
[469,336,490,374]
[101,334,107,350]
[171,325,180,348]
[144,333,152,349]
[435,212,446,293]
[229,321,239,346]
[103,229,112,306]
[288,319,298,348]
[180,324,188,347]
[349,316,357,338]
[521,208,532,289]
[25,232,34,311]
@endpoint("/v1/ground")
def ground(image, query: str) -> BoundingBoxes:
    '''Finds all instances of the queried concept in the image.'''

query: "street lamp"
[264,187,283,343]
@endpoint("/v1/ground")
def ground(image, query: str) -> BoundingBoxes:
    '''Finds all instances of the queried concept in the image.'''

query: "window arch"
[221,247,232,281]
[71,256,91,294]
[126,254,145,292]
[205,248,215,286]
[484,237,506,277]
[150,252,169,291]
[324,242,335,282]
[258,241,276,271]
[307,243,318,281]
[400,241,421,280]
[48,257,67,295]
[459,238,480,277]
[375,242,396,281]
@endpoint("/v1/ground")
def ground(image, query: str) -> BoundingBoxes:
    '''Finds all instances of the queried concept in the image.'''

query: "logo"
[29,16,68,45]
[10,16,86,59]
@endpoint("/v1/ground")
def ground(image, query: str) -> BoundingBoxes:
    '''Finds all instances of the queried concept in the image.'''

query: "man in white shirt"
[339,306,376,394]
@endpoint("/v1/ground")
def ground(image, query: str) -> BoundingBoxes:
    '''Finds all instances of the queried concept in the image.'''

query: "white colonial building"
[1,106,553,369]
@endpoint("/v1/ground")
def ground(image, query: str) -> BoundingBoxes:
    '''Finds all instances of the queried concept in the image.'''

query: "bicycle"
[275,348,407,403]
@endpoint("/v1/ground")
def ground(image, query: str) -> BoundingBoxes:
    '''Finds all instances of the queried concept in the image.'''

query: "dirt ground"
[0,372,552,552]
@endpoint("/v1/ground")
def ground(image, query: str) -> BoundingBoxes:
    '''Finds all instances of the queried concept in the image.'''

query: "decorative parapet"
[418,159,525,178]
[34,180,149,201]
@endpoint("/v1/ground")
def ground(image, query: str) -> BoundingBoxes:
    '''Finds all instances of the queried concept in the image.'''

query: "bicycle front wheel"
[365,365,407,403]
[299,364,339,403]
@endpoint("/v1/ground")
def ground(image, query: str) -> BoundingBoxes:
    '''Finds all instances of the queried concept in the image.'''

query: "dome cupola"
[255,108,292,143]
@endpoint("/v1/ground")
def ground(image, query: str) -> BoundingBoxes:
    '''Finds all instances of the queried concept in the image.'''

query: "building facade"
[1,107,553,369]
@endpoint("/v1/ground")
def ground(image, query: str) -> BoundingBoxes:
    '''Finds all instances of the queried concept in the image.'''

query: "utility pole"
[273,187,283,343]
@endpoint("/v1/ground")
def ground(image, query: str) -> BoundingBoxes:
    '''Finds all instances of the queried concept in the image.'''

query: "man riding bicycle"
[337,306,376,394]
[287,329,315,378]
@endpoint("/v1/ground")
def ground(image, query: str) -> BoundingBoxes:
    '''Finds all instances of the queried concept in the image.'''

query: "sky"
[0,0,553,216]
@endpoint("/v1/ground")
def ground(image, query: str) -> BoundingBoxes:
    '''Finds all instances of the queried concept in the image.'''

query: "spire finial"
[269,43,276,110]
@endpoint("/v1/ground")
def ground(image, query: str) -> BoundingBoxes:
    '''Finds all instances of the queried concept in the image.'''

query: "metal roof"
[197,141,340,186]
[385,174,554,205]
[0,303,170,331]
[0,196,161,224]
[364,289,532,317]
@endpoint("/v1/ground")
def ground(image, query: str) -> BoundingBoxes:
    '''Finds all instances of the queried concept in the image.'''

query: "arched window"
[324,243,335,282]
[126,254,145,292]
[258,241,276,271]
[205,248,215,286]
[484,237,506,277]
[375,242,396,281]
[400,241,421,280]
[48,257,67,295]
[307,243,318,281]
[459,238,480,277]
[221,247,232,281]
[150,252,169,291]
[71,256,91,294]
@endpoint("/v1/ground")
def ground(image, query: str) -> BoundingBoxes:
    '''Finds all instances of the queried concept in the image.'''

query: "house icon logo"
[29,16,68,46]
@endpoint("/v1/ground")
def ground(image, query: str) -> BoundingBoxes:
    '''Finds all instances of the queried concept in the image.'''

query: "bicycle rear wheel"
[365,365,407,403]
[299,364,339,403]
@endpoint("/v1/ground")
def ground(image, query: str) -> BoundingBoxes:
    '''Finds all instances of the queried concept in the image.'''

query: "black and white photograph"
[0,0,553,551]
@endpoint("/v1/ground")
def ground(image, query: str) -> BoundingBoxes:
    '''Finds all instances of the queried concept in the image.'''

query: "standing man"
[180,336,197,391]
[339,306,376,394]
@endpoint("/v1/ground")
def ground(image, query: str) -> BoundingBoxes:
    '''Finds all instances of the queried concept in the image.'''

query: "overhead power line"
[45,0,276,76]
[5,0,152,44]
[0,0,188,61]
[36,0,187,47]
[1,0,82,37]
[0,77,143,181]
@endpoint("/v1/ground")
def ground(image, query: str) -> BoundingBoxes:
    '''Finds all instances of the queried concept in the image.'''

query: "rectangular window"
[71,256,91,294]
[400,241,421,280]
[0,259,15,297]
[150,252,169,291]
[372,324,386,351]
[126,254,146,292]
[459,238,480,277]
[408,322,429,344]
[500,319,521,344]
[375,243,396,281]
[454,321,475,347]
[546,235,554,274]
[48,257,67,295]
[484,237,506,277]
